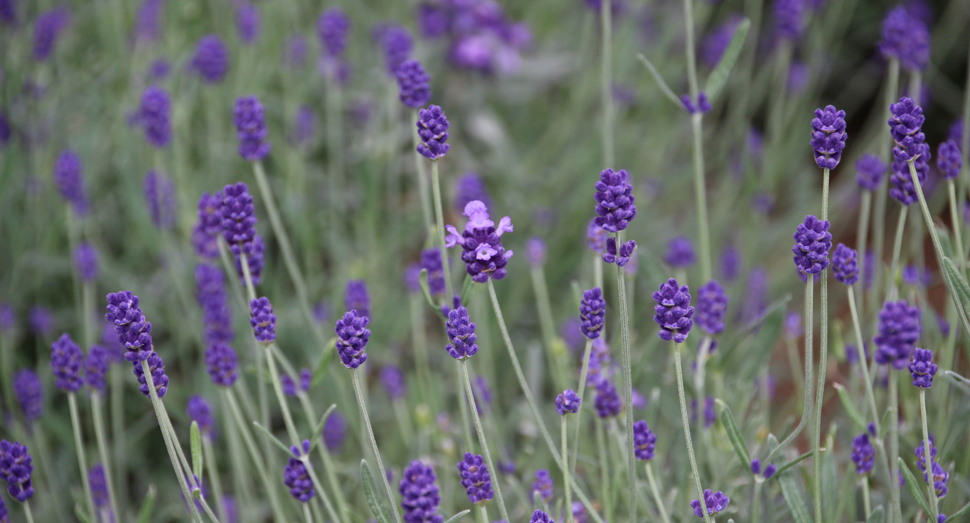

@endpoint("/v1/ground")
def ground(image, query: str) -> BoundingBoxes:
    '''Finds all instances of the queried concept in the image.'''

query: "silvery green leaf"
[704,18,751,101]
[779,471,812,523]
[361,460,393,523]
[190,421,203,480]
[715,399,750,467]
[898,458,933,517]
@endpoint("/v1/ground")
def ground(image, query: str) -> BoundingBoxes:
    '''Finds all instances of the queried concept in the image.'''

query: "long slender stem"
[886,207,908,301]
[90,392,120,522]
[224,388,288,522]
[889,371,902,523]
[690,113,712,282]
[410,294,435,410]
[297,394,352,523]
[352,369,403,523]
[455,360,475,452]
[430,160,455,302]
[459,360,510,523]
[847,291,880,429]
[570,339,593,473]
[673,341,713,523]
[411,109,434,237]
[752,479,763,523]
[532,266,566,390]
[109,365,127,514]
[948,181,965,272]
[855,190,872,318]
[203,436,228,523]
[599,0,613,167]
[861,478,872,519]
[68,393,96,522]
[813,168,831,523]
[304,502,314,523]
[595,419,611,522]
[645,462,671,523]
[302,458,340,523]
[872,59,901,314]
[613,233,636,523]
[562,417,573,523]
[919,391,939,521]
[23,501,35,523]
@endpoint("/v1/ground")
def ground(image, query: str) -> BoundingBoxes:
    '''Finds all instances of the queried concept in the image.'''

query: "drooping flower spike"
[445,201,514,283]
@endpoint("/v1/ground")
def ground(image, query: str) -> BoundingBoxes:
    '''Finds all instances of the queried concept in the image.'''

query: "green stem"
[871,59,900,316]
[570,339,593,473]
[855,190,871,319]
[411,109,435,237]
[296,394,352,523]
[752,478,763,523]
[614,232,636,523]
[690,113,712,282]
[302,457,339,523]
[673,341,713,523]
[532,265,566,390]
[919,391,939,521]
[109,365,127,514]
[459,360,510,523]
[203,436,228,523]
[862,478,871,519]
[68,393,96,522]
[785,338,805,412]
[304,502,314,523]
[813,168,831,523]
[456,359,475,452]
[599,0,614,167]
[595,419,612,523]
[889,371,902,523]
[948,181,965,272]
[24,501,35,523]
[410,294,435,411]
[645,462,671,523]
[847,290,880,431]
[562,417,573,523]
[430,160,455,302]
[886,207,908,301]
[352,368,403,523]
[90,392,120,522]
[224,387,288,522]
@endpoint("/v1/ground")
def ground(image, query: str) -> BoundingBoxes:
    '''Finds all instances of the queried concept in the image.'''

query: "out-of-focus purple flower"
[580,288,606,340]
[864,250,876,290]
[879,6,930,71]
[195,264,234,345]
[446,307,478,360]
[561,317,584,354]
[810,105,847,170]
[231,234,265,286]
[292,105,315,146]
[701,17,741,69]
[852,433,874,474]
[135,0,165,42]
[0,112,10,146]
[681,92,712,114]
[284,456,314,502]
[556,389,581,415]
[665,237,695,267]
[696,280,728,335]
[691,489,729,518]
[915,436,937,474]
[187,395,214,434]
[525,237,546,267]
[594,378,621,418]
[0,440,34,501]
[222,495,238,523]
[531,470,553,503]
[720,245,740,282]
[395,59,432,111]
[14,370,43,423]
[380,366,407,400]
[335,310,370,369]
[593,169,636,233]
[193,192,222,259]
[888,98,930,206]
[584,0,629,17]
[144,170,176,230]
[318,8,350,57]
[741,267,768,324]
[416,105,450,160]
[344,280,370,319]
[249,297,276,344]
[937,140,962,180]
[151,59,171,80]
[205,343,238,387]
[133,85,171,148]
[421,249,446,296]
[190,35,230,84]
[587,218,607,254]
[323,411,346,451]
[400,460,444,523]
[831,243,859,285]
[0,0,15,25]
[285,35,308,68]
[845,342,869,366]
[653,278,694,343]
[54,149,88,215]
[404,264,422,294]
[234,95,271,161]
[792,215,831,275]
[788,61,809,93]
[33,8,70,61]
[445,201,514,283]
[74,242,98,282]
[908,347,937,388]
[29,306,53,337]
[89,463,109,510]
[774,0,805,40]
[856,154,887,190]
[927,461,949,498]
[703,396,717,428]
[874,300,921,369]
[376,25,413,74]
[458,453,493,504]
[783,312,801,340]
[84,345,109,392]
[633,420,656,460]
[454,173,491,213]
[0,304,14,333]
[105,291,154,362]
[236,4,260,45]
[133,351,169,398]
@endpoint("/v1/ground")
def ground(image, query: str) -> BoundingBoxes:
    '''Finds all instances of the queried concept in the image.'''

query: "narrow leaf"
[941,257,970,333]
[636,54,682,107]
[866,506,885,523]
[460,273,474,307]
[361,460,393,523]
[253,421,294,455]
[715,399,750,467]
[311,337,337,388]
[135,485,157,523]
[74,504,93,523]
[833,383,867,431]
[769,450,815,480]
[418,268,439,312]
[898,457,933,517]
[944,499,970,522]
[309,404,338,453]
[704,18,751,101]
[937,226,954,259]
[944,370,970,396]
[190,421,203,480]
[443,509,472,523]
[779,471,812,523]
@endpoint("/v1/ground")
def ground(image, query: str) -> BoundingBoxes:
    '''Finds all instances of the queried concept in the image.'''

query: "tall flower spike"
[74,242,98,282]
[249,297,276,343]
[586,218,607,254]
[594,379,621,418]
[190,35,230,83]
[810,105,848,169]
[133,351,169,398]
[879,6,930,72]
[144,170,176,229]
[378,25,412,74]
[344,280,371,319]
[831,243,859,285]
[444,201,514,283]
[105,291,154,362]
[774,0,805,41]
[84,345,109,392]
[416,105,450,160]
[652,278,695,343]
[633,420,656,461]
[397,59,431,109]
[89,464,109,510]
[664,237,695,267]
[195,264,234,345]
[323,411,346,451]
[888,97,930,206]
[399,460,444,523]
[532,470,553,503]
[335,310,370,369]
[135,85,171,148]
[530,510,555,523]
[579,288,606,339]
[792,215,832,275]
[186,395,214,434]
[908,347,937,389]
[234,96,271,161]
[13,370,43,423]
[0,440,34,501]
[421,248,446,296]
[317,8,350,57]
[445,306,478,360]
[874,300,921,369]
[555,389,581,415]
[205,343,239,386]
[691,489,729,518]
[457,453,493,504]
[856,153,887,191]
[695,280,728,335]
[236,3,260,44]
[937,139,962,180]
[54,149,88,215]
[283,457,314,502]
[593,168,636,232]
[221,182,257,255]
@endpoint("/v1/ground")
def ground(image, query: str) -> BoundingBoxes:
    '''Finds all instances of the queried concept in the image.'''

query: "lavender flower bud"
[691,489,729,518]
[445,201,514,283]
[530,510,554,523]
[764,464,777,479]
[633,420,656,460]
[531,470,553,503]
[191,35,230,84]
[132,85,172,148]
[455,173,492,213]
[317,8,350,57]
[874,300,921,369]
[792,215,832,275]
[695,280,728,335]
[593,168,636,232]
[234,96,271,161]
[664,237,695,267]
[13,370,43,423]
[421,249,446,296]
[249,297,276,343]
[937,139,962,180]
[281,374,298,397]
[579,288,605,340]
[879,6,930,71]
[84,345,109,392]
[396,59,431,108]
[105,291,154,362]
[594,379,621,418]
[323,411,346,451]
[74,242,98,282]
[236,3,260,45]
[0,440,34,501]
[335,310,370,369]
[446,307,479,360]
[144,170,176,229]
[133,351,169,398]
[205,343,238,387]
[555,389,581,415]
[284,457,314,502]
[653,278,695,343]
[831,243,859,285]
[54,149,88,215]
[416,105,450,160]
[908,347,937,389]
[680,92,711,114]
[187,395,214,434]
[856,153,887,191]
[221,182,257,254]
[380,366,407,400]
[810,105,847,170]
[603,237,636,267]
[457,453,493,504]
[344,280,370,320]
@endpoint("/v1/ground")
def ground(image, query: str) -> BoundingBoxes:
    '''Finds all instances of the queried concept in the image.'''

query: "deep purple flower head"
[0,440,34,501]
[763,464,777,479]
[396,59,432,109]
[89,463,109,509]
[908,347,937,389]
[890,148,930,206]
[318,8,350,57]
[191,35,230,84]
[335,310,370,369]
[524,237,546,267]
[720,244,741,282]
[455,173,492,213]
[792,215,832,275]
[416,105,450,160]
[33,8,69,61]
[380,366,407,400]
[696,280,728,335]
[284,457,314,502]
[187,395,214,434]
[133,351,169,398]
[221,182,258,254]
[84,345,109,392]
[400,460,444,523]
[135,0,164,42]
[132,85,172,148]
[323,411,346,451]
[29,306,53,336]
[531,470,553,503]
[14,370,43,423]
[195,264,234,345]
[850,433,875,475]
[856,154,887,190]
[664,237,695,267]
[193,191,222,258]
[445,201,514,283]
[105,291,154,362]
[249,297,276,343]
[378,25,413,74]
[594,379,622,418]
[880,6,930,71]
[420,249,446,296]
[653,278,695,343]
[236,3,260,44]
[205,343,238,387]
[54,149,88,215]
[774,0,805,40]
[234,96,271,161]
[593,169,636,232]
[889,97,927,163]
[458,453,493,504]
[831,243,859,285]
[144,170,176,229]
[556,389,581,415]
[74,242,98,282]
[874,300,921,369]
[810,105,847,169]
[445,306,479,360]
[691,489,729,518]
[603,237,636,267]
[344,280,371,319]
[937,139,962,180]
[701,18,741,69]
[579,287,606,340]
[633,420,657,460]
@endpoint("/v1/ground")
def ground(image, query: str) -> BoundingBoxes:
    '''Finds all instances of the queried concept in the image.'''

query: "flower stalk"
[459,360,510,523]
[919,391,939,521]
[813,168,831,523]
[352,368,403,523]
[672,340,712,523]
[90,391,120,521]
[68,392,96,522]
[614,232,637,523]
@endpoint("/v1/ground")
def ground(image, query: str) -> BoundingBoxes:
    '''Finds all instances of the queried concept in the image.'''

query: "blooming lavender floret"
[556,389,581,415]
[457,453,493,504]
[396,59,431,108]
[792,215,832,275]
[416,105,450,160]
[653,278,695,343]
[144,170,176,229]
[105,291,154,362]
[13,370,43,423]
[852,433,874,474]
[344,280,371,319]
[889,97,927,163]
[633,420,656,460]
[84,345,109,392]
[530,509,554,523]
[249,297,276,343]
[691,489,729,518]
[400,460,444,523]
[879,6,930,71]
[908,347,937,389]
[134,85,171,148]
[445,307,478,360]
[54,149,88,215]
[236,3,260,44]
[221,182,257,254]
[0,440,34,501]
[927,461,949,498]
[191,35,230,83]
[455,173,492,213]
[594,379,621,418]
[318,8,350,57]
[874,300,921,369]
[284,457,314,502]
[593,169,636,232]
[234,96,271,161]
[133,351,169,398]
[421,249,446,296]
[937,139,962,180]
[187,395,214,434]
[445,201,514,283]
[856,153,887,190]
[603,237,637,267]
[831,243,859,285]
[74,242,98,282]
[380,366,407,400]
[532,470,553,503]
[810,105,847,169]
[696,280,728,335]
[335,310,370,369]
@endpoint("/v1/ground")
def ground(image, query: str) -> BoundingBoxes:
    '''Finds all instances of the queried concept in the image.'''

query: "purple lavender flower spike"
[133,351,169,398]
[792,215,832,275]
[234,235,265,285]
[908,347,937,388]
[530,509,555,523]
[85,345,109,392]
[831,243,859,285]
[318,8,350,57]
[30,306,53,336]
[106,291,154,362]
[335,310,370,369]
[344,280,371,319]
[291,105,315,146]
[90,464,109,510]
[249,297,276,343]
[532,470,553,503]
[874,300,921,369]
[0,440,34,501]
[653,278,695,343]
[33,8,69,61]
[587,218,608,254]
[603,237,636,266]
[579,288,605,340]
[378,25,413,74]
[556,389,581,415]
[134,85,171,148]
[14,370,43,423]
[191,35,230,84]
[696,280,728,335]
[691,489,729,518]
[195,264,234,345]
[633,420,656,460]
[285,35,308,68]
[135,0,164,42]
[397,59,432,109]
[664,237,695,267]
[774,0,805,40]
[421,249,446,296]
[234,96,271,161]
[879,6,930,71]
[400,460,444,523]
[54,149,88,215]
[380,366,407,400]
[446,306,479,360]
[323,411,346,451]
[74,242,98,282]
[281,374,298,397]
[888,97,930,205]
[416,105,450,160]
[856,154,887,190]
[221,182,257,254]
[458,453,493,504]
[720,244,740,282]
[284,456,314,502]
[525,237,546,267]
[937,139,962,179]
[455,173,492,213]
[144,170,176,229]
[187,395,213,434]
[236,3,260,44]
[594,379,622,418]
[0,0,14,25]
[445,201,514,283]
[810,105,847,170]
[927,461,949,498]
[593,169,636,232]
